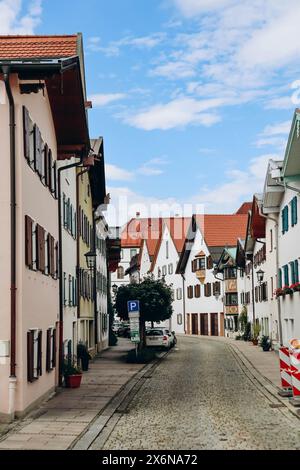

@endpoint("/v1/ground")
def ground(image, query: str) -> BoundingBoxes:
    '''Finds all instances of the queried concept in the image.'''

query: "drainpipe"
[58,159,83,387]
[93,211,102,349]
[258,205,283,346]
[181,274,186,334]
[76,168,89,319]
[2,69,17,419]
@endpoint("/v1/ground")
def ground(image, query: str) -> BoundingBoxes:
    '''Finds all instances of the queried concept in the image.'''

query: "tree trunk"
[139,318,146,351]
[151,321,154,328]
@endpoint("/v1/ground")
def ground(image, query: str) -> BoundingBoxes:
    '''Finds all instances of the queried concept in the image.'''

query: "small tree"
[239,306,248,333]
[114,276,173,349]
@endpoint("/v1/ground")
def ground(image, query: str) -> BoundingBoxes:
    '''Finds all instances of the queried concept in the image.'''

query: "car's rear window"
[146,330,164,336]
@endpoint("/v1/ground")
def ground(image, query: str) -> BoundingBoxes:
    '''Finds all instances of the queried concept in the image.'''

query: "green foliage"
[242,322,252,341]
[114,276,174,324]
[62,358,81,377]
[77,342,91,359]
[239,306,248,333]
[253,322,261,340]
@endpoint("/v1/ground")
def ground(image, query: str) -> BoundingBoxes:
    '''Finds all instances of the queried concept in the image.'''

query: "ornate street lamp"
[256,269,265,284]
[112,284,118,295]
[85,251,96,270]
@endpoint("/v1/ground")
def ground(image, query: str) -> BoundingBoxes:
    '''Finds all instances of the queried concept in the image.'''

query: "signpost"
[128,300,141,358]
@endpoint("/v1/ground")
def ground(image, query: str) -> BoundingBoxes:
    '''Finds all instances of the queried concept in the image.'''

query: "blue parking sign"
[127,300,140,313]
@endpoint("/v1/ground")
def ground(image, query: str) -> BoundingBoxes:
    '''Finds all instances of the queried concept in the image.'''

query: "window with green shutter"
[294,260,299,283]
[283,265,289,286]
[291,196,298,227]
[278,268,282,288]
[282,206,289,234]
[290,262,296,284]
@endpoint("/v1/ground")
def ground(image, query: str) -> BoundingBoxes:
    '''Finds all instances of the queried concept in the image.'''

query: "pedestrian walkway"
[0,339,143,450]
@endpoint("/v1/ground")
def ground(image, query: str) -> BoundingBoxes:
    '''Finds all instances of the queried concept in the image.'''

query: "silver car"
[145,328,175,349]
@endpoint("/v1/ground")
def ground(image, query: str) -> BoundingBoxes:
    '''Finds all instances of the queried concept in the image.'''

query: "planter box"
[65,374,82,388]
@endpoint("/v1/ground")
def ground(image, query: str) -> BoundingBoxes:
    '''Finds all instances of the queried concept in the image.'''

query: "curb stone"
[71,348,172,450]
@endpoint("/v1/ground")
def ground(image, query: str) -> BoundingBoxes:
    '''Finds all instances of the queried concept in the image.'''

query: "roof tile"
[0,35,78,59]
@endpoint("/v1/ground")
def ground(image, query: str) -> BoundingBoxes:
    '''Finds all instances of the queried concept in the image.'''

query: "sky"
[1,0,300,225]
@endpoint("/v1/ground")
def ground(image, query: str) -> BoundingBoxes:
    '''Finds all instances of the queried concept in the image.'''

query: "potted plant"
[260,335,271,352]
[291,282,300,293]
[283,285,293,295]
[77,342,92,372]
[252,323,261,346]
[274,288,283,298]
[62,358,82,388]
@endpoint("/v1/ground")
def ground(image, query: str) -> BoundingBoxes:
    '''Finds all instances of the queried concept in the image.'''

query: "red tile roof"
[165,217,191,253]
[195,214,248,247]
[120,218,162,248]
[235,202,252,214]
[0,35,78,59]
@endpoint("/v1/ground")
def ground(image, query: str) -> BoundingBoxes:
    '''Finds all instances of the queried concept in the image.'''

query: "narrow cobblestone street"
[99,336,300,450]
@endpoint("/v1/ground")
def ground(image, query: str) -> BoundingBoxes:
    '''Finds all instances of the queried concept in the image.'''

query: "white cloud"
[0,0,42,34]
[124,97,223,130]
[254,120,291,149]
[137,167,164,176]
[261,121,291,137]
[89,93,127,107]
[105,164,134,182]
[265,96,295,110]
[191,154,280,213]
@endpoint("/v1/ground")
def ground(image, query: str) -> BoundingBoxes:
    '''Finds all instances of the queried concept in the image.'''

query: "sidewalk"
[0,339,144,450]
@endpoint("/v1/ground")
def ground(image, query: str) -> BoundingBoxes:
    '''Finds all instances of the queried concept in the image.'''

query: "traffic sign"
[127,300,140,313]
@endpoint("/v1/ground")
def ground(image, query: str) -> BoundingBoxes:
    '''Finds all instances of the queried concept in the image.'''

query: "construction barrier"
[289,340,300,401]
[279,347,293,395]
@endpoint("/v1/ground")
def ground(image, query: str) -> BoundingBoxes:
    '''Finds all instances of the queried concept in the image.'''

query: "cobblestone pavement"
[101,336,300,450]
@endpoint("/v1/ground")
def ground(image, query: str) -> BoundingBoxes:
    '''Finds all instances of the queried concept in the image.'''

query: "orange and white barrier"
[279,347,293,394]
[289,343,300,400]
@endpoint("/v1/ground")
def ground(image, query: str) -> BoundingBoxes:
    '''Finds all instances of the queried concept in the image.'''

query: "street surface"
[99,336,300,450]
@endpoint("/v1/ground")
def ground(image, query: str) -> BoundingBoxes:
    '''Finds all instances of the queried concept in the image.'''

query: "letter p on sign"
[127,300,140,313]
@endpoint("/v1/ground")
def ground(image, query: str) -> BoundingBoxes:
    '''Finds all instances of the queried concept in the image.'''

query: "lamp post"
[257,269,265,285]
[85,251,96,270]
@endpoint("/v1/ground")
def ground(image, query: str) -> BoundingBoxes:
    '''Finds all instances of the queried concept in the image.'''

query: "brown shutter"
[48,235,55,277]
[48,149,53,191]
[27,331,34,382]
[52,329,56,368]
[46,329,51,372]
[25,215,33,268]
[44,144,49,187]
[36,225,45,273]
[23,106,30,161]
[37,330,42,376]
[53,161,58,199]
[195,284,201,298]
[206,256,213,269]
[55,242,59,279]
[34,125,42,175]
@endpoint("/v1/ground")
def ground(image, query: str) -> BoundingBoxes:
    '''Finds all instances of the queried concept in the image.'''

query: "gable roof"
[0,35,78,59]
[120,218,162,249]
[176,212,248,274]
[0,34,89,157]
[235,202,252,214]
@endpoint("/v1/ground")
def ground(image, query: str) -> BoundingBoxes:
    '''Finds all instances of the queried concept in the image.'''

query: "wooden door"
[210,313,219,336]
[200,314,208,336]
[191,314,198,335]
[186,314,191,335]
[219,313,225,337]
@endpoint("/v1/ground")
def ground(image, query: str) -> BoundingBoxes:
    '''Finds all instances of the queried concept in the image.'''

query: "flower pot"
[65,374,82,388]
[252,339,258,346]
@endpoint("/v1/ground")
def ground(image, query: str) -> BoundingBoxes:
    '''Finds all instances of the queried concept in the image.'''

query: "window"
[240,269,244,278]
[213,282,221,296]
[224,268,237,280]
[291,196,298,227]
[176,288,182,300]
[283,265,289,286]
[225,293,238,306]
[194,284,201,298]
[68,275,72,306]
[117,266,124,279]
[192,257,205,272]
[46,328,56,372]
[63,272,67,305]
[166,241,169,259]
[27,329,42,382]
[204,283,212,297]
[270,229,273,252]
[206,256,213,269]
[36,224,46,273]
[158,268,161,278]
[282,205,289,234]
[187,286,193,298]
[294,260,299,283]
[168,263,173,275]
[260,282,268,302]
[120,249,124,260]
[130,249,137,260]
[177,314,183,325]
[162,265,167,276]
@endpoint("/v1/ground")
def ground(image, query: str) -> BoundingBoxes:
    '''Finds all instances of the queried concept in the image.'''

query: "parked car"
[117,322,130,338]
[145,328,175,349]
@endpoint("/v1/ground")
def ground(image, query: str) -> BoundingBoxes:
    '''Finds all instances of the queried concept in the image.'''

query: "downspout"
[76,168,89,319]
[258,205,283,346]
[181,274,186,334]
[58,159,82,387]
[3,68,17,418]
[93,211,101,349]
[251,259,256,325]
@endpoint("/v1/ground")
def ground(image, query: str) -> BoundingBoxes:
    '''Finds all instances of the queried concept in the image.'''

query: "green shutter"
[295,260,299,283]
[290,262,296,284]
[278,268,282,288]
[283,265,289,286]
[292,197,298,226]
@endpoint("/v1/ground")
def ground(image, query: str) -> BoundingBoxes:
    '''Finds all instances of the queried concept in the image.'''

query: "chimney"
[136,212,140,218]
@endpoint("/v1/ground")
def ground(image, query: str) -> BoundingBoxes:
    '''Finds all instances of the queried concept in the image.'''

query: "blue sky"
[1,0,300,224]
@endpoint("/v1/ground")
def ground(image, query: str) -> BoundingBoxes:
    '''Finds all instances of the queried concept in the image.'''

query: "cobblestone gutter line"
[191,335,300,421]
[71,349,171,450]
